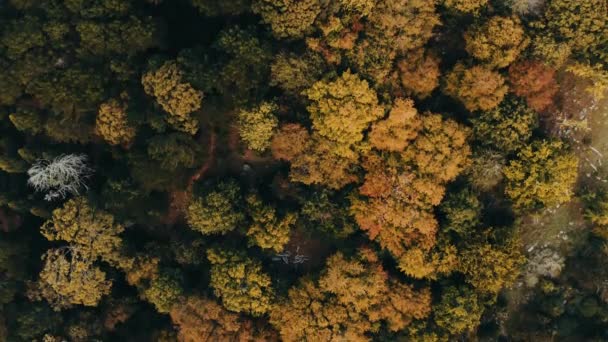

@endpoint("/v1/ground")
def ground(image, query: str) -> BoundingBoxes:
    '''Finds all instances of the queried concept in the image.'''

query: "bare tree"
[27,154,92,201]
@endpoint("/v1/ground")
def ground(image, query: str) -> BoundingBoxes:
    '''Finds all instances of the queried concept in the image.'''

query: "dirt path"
[163,130,217,226]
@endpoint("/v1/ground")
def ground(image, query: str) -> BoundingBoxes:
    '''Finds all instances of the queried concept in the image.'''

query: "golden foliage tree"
[96,95,137,147]
[170,296,276,342]
[288,134,359,189]
[464,16,529,68]
[141,61,202,134]
[459,241,525,294]
[41,197,125,265]
[395,50,441,99]
[304,71,384,147]
[238,102,279,152]
[433,286,483,335]
[508,60,560,112]
[245,194,295,252]
[444,63,508,112]
[504,140,579,211]
[252,0,321,39]
[186,181,245,235]
[31,247,112,310]
[270,249,431,341]
[207,249,274,316]
[368,98,421,152]
[367,0,441,54]
[443,0,488,13]
[270,123,310,161]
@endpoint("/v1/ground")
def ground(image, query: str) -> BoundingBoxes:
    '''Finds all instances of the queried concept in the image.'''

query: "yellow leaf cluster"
[464,16,529,68]
[96,95,136,146]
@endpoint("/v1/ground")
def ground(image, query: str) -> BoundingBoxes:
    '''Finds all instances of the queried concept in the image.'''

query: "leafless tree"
[27,154,93,201]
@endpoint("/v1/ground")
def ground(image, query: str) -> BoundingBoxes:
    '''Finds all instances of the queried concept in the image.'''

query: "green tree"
[147,133,201,171]
[434,285,483,335]
[504,140,579,211]
[464,16,529,68]
[237,102,279,152]
[207,248,274,316]
[270,51,326,96]
[471,96,538,153]
[143,269,184,313]
[440,188,482,237]
[186,181,245,235]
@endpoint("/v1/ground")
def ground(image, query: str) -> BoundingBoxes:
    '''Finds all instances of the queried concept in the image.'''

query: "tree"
[270,249,432,340]
[471,96,538,153]
[400,114,471,183]
[186,181,245,235]
[147,133,201,171]
[395,50,441,99]
[444,63,508,112]
[238,102,279,152]
[304,71,384,149]
[300,189,357,238]
[190,0,251,16]
[434,286,483,335]
[252,0,321,39]
[464,16,529,68]
[207,249,274,316]
[142,269,184,313]
[541,0,607,55]
[270,123,311,161]
[270,51,326,96]
[368,98,422,152]
[459,241,524,294]
[467,149,505,191]
[367,0,441,54]
[96,95,137,146]
[508,60,559,112]
[504,140,579,211]
[9,108,43,135]
[288,134,359,189]
[31,247,112,310]
[442,0,488,13]
[41,197,125,264]
[141,61,202,135]
[439,188,482,237]
[28,154,92,201]
[245,194,295,252]
[170,295,275,341]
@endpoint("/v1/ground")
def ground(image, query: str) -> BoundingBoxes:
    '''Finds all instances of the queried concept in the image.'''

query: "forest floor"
[503,79,608,328]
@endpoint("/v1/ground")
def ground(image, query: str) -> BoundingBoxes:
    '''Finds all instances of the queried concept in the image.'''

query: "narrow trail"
[163,130,217,226]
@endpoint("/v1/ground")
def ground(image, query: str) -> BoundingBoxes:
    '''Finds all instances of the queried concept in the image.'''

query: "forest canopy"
[1,0,608,341]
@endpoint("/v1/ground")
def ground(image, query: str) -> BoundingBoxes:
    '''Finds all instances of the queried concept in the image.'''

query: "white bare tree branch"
[27,154,93,201]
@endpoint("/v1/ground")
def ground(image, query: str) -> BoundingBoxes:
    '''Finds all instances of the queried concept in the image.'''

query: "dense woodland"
[0,0,608,341]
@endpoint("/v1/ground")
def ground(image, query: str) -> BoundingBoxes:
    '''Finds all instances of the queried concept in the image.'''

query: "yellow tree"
[270,248,431,340]
[304,71,384,147]
[368,98,422,152]
[141,61,202,134]
[444,63,508,112]
[245,194,295,252]
[186,181,245,235]
[207,249,274,316]
[395,50,441,99]
[41,197,125,265]
[170,295,276,342]
[464,16,529,68]
[31,247,112,311]
[238,102,279,152]
[96,94,137,146]
[504,140,579,211]
[252,0,321,39]
[443,0,488,14]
